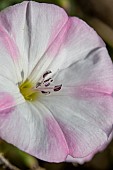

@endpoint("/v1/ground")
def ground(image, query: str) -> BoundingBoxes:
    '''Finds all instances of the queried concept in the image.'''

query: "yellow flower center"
[19,80,39,101]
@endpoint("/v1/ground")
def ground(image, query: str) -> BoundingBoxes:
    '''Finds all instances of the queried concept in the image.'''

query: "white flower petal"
[53,47,113,93]
[0,102,30,150]
[0,72,26,117]
[0,1,68,81]
[0,30,20,83]
[30,16,105,82]
[0,2,29,81]
[25,1,68,75]
[40,94,113,159]
[66,131,113,163]
[0,75,25,114]
[39,47,113,159]
[0,101,69,162]
[0,75,18,93]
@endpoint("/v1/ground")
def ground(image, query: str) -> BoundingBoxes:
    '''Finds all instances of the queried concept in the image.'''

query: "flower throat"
[19,70,62,101]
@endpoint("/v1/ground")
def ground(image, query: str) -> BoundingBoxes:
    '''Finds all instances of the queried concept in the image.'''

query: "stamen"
[45,83,51,87]
[35,71,62,95]
[43,70,52,78]
[19,70,62,101]
[54,85,62,92]
[36,82,42,88]
[44,78,52,83]
[41,91,50,94]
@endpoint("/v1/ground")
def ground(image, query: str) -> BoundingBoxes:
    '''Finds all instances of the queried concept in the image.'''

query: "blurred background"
[0,0,113,170]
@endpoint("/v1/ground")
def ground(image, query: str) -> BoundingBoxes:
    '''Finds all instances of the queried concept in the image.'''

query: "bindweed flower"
[0,1,113,163]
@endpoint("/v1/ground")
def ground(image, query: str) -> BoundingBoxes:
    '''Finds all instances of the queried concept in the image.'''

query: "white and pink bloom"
[0,1,113,163]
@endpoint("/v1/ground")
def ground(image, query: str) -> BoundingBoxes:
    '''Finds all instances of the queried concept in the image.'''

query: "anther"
[41,91,50,94]
[54,85,62,92]
[43,70,52,78]
[35,70,62,95]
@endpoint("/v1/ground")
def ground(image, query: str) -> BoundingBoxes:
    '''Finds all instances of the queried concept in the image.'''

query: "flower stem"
[0,153,21,170]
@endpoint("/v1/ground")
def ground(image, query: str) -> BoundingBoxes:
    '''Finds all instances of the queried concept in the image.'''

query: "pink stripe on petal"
[47,17,68,49]
[71,84,112,99]
[46,117,68,152]
[35,116,69,162]
[0,26,19,60]
[46,18,71,57]
[25,114,69,162]
[0,92,15,116]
